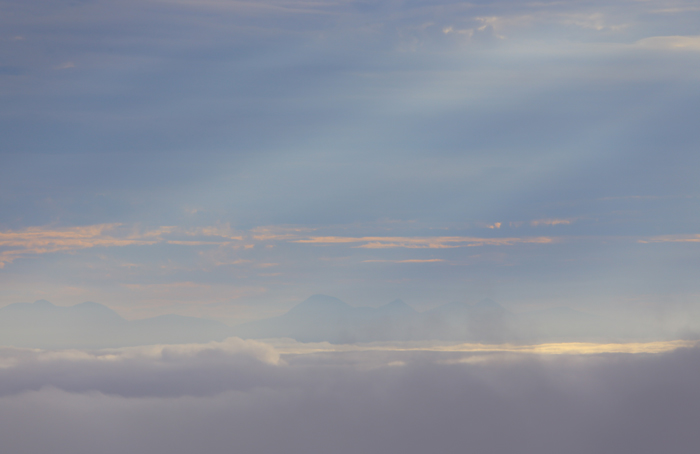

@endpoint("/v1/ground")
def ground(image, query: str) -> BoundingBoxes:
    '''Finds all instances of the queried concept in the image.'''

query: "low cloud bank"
[0,340,699,454]
[0,338,280,398]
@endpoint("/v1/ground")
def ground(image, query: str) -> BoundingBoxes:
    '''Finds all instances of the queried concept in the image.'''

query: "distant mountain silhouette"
[0,300,233,349]
[233,295,613,344]
[0,295,621,349]
[234,294,418,343]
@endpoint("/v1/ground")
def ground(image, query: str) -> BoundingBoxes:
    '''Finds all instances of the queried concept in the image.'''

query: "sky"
[2,0,700,327]
[3,2,700,451]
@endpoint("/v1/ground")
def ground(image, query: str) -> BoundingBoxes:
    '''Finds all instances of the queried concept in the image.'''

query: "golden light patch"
[264,339,697,356]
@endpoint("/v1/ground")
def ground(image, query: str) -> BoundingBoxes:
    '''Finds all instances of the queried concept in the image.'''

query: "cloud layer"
[0,342,699,454]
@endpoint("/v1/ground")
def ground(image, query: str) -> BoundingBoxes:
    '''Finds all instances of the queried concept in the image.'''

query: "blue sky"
[2,0,700,326]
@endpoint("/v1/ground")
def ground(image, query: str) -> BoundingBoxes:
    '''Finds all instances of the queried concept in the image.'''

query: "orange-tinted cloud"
[0,223,558,268]
[530,218,573,227]
[294,236,555,249]
[0,224,160,267]
[363,259,445,263]
[0,223,247,267]
[636,35,700,51]
[638,234,700,244]
[250,225,316,241]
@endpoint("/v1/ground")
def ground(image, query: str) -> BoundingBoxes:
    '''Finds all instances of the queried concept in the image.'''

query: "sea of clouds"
[1,338,698,454]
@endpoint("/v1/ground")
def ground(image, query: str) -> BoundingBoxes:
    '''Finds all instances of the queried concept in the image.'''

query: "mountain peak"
[473,298,502,309]
[286,294,353,316]
[73,301,113,310]
[71,301,125,321]
[33,299,55,308]
[471,298,508,315]
[378,299,415,314]
[1,300,58,312]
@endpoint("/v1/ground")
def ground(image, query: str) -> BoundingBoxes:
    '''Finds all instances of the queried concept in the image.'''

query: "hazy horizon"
[1,294,697,350]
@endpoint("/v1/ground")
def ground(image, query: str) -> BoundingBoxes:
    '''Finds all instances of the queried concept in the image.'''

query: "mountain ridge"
[232,294,614,344]
[0,295,623,348]
[0,300,231,349]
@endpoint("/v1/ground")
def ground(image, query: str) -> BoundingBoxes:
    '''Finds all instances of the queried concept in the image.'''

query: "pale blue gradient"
[1,0,700,328]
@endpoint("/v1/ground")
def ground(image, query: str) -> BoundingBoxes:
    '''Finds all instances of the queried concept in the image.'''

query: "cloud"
[363,259,446,263]
[0,224,559,269]
[0,224,246,267]
[0,224,159,267]
[251,226,317,242]
[1,336,280,367]
[0,338,280,397]
[266,339,697,356]
[53,62,75,70]
[638,234,700,244]
[530,218,573,227]
[0,342,699,454]
[599,195,665,201]
[294,235,556,248]
[152,0,339,16]
[636,35,700,51]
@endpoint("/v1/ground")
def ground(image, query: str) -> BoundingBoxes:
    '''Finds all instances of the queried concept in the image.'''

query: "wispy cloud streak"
[638,234,700,244]
[363,259,445,263]
[0,224,161,267]
[294,236,556,248]
[0,224,244,267]
[0,223,561,268]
